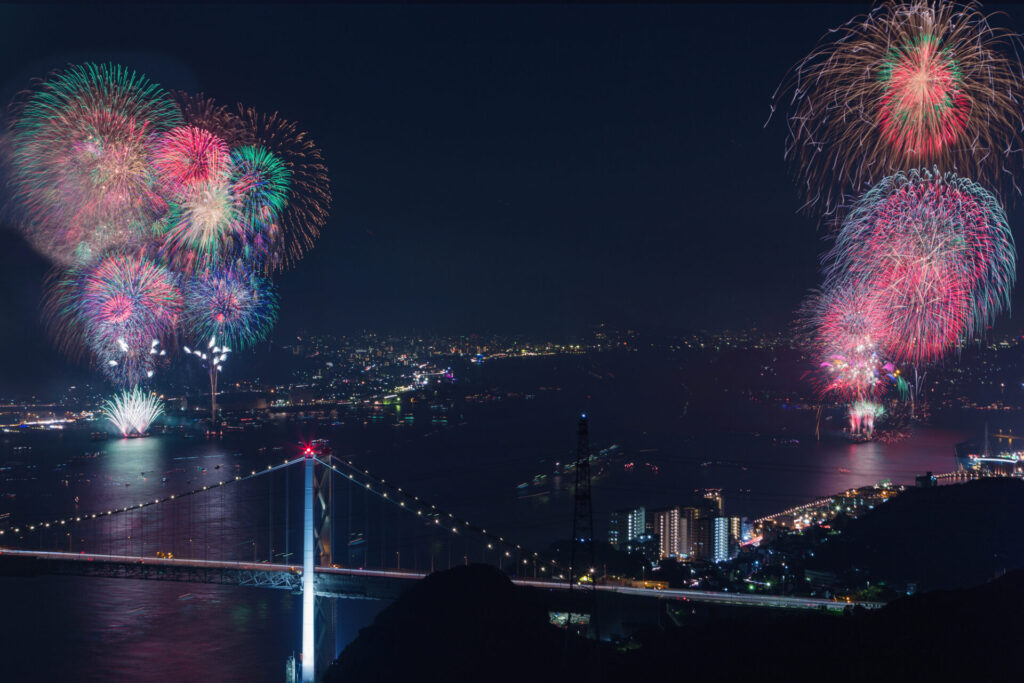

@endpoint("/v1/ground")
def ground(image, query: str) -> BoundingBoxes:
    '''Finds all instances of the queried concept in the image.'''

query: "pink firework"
[825,169,1015,367]
[802,285,889,402]
[151,126,231,200]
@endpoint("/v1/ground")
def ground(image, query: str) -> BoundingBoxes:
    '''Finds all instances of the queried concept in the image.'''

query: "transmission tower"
[569,414,595,588]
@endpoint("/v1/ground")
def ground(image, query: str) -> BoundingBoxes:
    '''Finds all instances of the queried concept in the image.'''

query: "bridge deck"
[0,548,883,611]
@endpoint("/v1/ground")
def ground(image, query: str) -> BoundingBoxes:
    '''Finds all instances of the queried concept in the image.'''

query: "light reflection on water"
[0,354,976,678]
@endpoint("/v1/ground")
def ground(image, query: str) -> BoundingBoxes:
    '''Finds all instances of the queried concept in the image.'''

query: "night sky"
[2,3,1023,390]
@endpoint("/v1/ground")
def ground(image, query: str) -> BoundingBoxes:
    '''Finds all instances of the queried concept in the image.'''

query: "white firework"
[101,387,164,436]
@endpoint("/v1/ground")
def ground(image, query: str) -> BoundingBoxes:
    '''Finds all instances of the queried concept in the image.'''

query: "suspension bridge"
[0,439,883,681]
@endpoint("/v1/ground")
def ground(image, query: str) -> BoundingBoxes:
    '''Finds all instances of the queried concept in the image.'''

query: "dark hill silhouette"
[323,564,595,683]
[613,569,1024,681]
[807,478,1024,591]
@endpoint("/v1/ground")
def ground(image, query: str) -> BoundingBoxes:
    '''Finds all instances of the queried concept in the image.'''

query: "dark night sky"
[2,2,1023,391]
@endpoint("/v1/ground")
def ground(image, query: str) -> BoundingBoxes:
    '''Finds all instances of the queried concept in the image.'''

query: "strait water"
[0,352,969,681]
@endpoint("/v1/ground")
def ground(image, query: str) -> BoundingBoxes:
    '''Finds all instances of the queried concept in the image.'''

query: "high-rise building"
[681,506,704,560]
[609,507,646,551]
[627,506,646,543]
[653,507,684,560]
[711,516,730,563]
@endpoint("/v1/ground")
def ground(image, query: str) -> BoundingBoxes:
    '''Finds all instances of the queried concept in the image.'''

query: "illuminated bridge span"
[0,549,882,613]
[0,442,882,680]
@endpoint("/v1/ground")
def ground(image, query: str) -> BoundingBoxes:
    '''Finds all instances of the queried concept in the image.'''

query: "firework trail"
[824,168,1015,366]
[237,106,331,270]
[170,91,251,147]
[182,266,278,350]
[101,386,165,436]
[5,63,182,264]
[773,0,1024,214]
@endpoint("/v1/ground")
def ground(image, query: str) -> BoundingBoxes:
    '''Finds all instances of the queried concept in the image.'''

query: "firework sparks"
[170,91,251,147]
[182,266,277,350]
[5,63,182,264]
[230,145,292,244]
[236,106,330,270]
[46,252,182,385]
[801,285,890,402]
[151,126,232,200]
[101,386,164,436]
[824,168,1015,366]
[773,1,1024,214]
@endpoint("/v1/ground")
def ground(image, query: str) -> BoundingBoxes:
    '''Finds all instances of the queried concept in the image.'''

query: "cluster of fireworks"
[3,63,330,435]
[780,1,1020,438]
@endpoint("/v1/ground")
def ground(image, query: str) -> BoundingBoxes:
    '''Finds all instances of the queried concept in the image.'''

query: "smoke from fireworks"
[774,0,1024,214]
[101,387,165,436]
[824,168,1015,366]
[5,63,182,264]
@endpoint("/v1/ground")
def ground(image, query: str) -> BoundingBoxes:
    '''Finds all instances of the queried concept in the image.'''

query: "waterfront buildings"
[609,506,646,550]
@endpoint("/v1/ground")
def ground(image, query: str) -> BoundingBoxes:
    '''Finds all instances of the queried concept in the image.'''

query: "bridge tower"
[302,446,315,683]
[312,440,338,676]
[569,414,595,588]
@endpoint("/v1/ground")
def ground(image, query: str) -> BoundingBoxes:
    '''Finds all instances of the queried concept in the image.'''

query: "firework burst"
[101,387,164,436]
[5,63,183,263]
[156,180,246,275]
[230,145,292,243]
[236,106,330,270]
[46,253,182,384]
[774,0,1024,214]
[825,168,1015,366]
[800,284,890,402]
[182,266,277,350]
[151,126,232,200]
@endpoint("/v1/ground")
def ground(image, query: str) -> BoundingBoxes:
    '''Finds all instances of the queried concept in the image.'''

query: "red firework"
[878,34,971,157]
[825,169,1015,366]
[151,126,231,199]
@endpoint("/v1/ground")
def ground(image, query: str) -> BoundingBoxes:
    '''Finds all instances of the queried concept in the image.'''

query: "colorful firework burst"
[230,145,292,243]
[46,253,182,384]
[101,386,164,436]
[801,285,890,402]
[5,63,182,263]
[824,168,1015,366]
[236,106,330,270]
[151,126,232,200]
[156,180,245,275]
[182,266,277,350]
[773,1,1024,214]
[848,400,884,435]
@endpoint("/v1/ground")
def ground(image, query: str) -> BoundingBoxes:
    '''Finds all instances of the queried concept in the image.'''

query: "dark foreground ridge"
[327,565,1024,682]
[808,478,1024,591]
[323,564,594,683]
